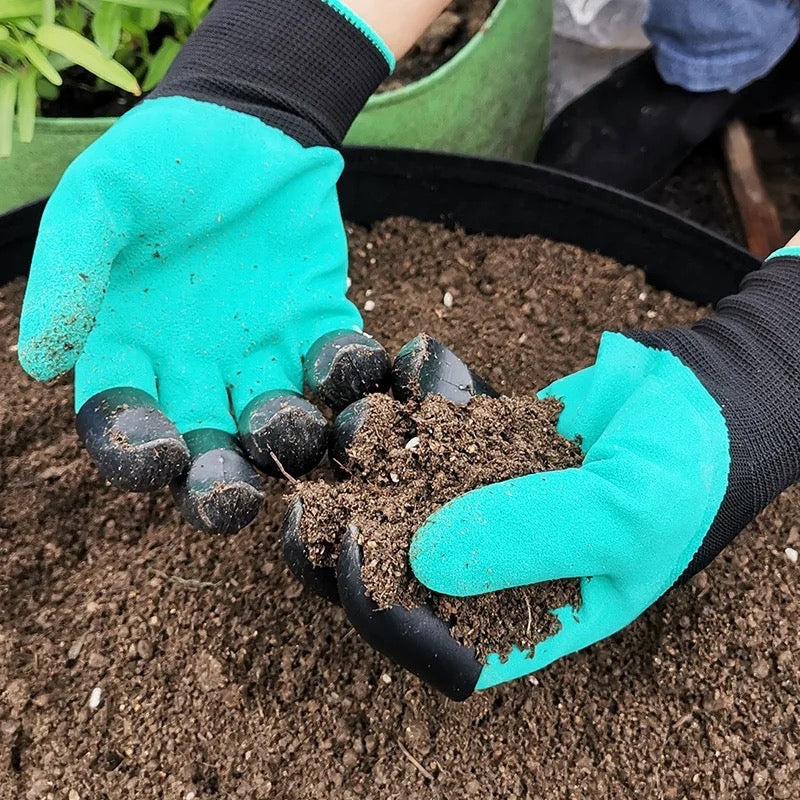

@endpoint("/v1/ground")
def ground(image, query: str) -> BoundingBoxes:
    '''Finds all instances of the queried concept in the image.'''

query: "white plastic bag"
[546,0,649,123]
[555,0,649,50]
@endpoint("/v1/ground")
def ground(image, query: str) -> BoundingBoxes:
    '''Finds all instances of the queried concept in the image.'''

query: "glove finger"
[170,429,264,535]
[411,374,726,598]
[153,359,264,531]
[231,351,327,478]
[280,496,341,604]
[304,329,391,413]
[18,165,123,380]
[392,334,498,404]
[156,357,235,435]
[74,345,189,492]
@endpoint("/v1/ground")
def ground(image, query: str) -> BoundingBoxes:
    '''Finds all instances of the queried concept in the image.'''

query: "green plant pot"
[0,0,551,214]
[345,0,552,159]
[2,116,116,214]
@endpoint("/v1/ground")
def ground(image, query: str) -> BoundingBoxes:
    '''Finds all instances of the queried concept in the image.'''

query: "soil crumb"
[296,391,583,659]
[378,0,499,92]
[2,218,798,799]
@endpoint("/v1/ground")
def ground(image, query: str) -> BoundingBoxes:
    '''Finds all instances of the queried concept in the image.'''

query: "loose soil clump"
[1,218,798,798]
[296,391,583,659]
[378,0,499,93]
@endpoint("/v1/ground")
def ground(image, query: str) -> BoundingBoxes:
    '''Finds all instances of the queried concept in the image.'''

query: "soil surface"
[1,218,799,798]
[296,392,583,660]
[378,0,498,93]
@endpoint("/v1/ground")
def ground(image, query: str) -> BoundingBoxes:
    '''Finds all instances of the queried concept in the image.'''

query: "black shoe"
[537,39,800,194]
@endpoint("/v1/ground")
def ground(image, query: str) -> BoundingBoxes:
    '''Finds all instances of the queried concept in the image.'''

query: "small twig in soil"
[523,592,533,640]
[150,569,221,590]
[267,449,298,485]
[397,740,435,782]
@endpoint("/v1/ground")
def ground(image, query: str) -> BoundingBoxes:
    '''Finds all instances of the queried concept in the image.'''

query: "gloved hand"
[17,0,394,533]
[410,245,800,690]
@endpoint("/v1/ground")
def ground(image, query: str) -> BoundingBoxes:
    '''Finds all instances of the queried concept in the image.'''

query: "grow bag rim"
[1,145,759,297]
[343,145,752,260]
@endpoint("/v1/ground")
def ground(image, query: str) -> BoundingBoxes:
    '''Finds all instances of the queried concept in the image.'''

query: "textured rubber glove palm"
[20,97,359,425]
[411,248,800,690]
[19,97,361,433]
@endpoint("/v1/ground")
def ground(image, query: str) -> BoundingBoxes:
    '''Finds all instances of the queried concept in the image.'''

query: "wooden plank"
[722,119,785,259]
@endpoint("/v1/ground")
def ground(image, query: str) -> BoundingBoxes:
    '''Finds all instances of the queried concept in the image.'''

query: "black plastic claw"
[280,497,341,604]
[238,391,328,478]
[305,330,392,412]
[171,429,264,535]
[337,533,482,701]
[328,396,370,477]
[392,334,499,405]
[76,387,190,492]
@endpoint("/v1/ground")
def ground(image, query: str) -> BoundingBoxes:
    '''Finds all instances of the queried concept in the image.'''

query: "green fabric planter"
[0,0,551,214]
[345,0,552,159]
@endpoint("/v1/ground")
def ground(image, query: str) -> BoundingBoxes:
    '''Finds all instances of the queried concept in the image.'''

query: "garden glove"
[410,246,800,690]
[17,0,394,533]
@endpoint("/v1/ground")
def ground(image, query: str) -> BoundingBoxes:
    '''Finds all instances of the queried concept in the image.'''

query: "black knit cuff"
[630,254,800,579]
[150,0,392,147]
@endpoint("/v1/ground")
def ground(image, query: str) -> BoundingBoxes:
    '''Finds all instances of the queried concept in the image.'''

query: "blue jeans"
[645,0,800,91]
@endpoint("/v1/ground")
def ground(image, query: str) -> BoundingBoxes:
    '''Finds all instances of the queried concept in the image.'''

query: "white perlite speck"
[785,547,798,564]
[88,686,102,710]
[443,291,454,308]
[363,300,376,312]
[404,437,420,451]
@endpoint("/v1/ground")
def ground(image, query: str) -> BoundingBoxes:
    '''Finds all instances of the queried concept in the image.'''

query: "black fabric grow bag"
[0,148,761,699]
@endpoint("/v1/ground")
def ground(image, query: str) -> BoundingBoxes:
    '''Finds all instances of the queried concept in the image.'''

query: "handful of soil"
[294,389,584,661]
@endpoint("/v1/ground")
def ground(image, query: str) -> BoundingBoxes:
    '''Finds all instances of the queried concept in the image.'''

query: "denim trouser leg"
[644,0,800,91]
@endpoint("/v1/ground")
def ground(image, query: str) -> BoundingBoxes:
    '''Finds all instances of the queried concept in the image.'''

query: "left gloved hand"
[17,0,394,534]
[410,245,800,690]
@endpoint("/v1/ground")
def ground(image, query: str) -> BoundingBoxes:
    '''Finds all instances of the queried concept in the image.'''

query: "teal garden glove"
[411,247,800,691]
[18,0,394,533]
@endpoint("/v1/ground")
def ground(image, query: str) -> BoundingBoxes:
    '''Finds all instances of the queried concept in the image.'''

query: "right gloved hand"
[17,0,395,533]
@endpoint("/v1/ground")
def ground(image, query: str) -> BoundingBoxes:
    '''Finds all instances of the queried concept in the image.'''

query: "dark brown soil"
[296,391,583,659]
[378,0,498,93]
[1,218,799,798]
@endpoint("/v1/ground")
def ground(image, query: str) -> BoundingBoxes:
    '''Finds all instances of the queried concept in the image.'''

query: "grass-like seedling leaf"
[36,23,141,95]
[20,38,63,85]
[141,34,180,91]
[91,1,122,57]
[16,66,37,141]
[0,0,41,20]
[41,0,56,26]
[114,0,189,16]
[0,72,18,157]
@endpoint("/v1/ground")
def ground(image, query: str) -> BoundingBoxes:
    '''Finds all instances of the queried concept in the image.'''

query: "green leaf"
[0,37,26,61]
[36,74,58,99]
[116,0,189,16]
[35,23,141,94]
[134,6,160,30]
[141,34,178,91]
[0,0,40,20]
[91,1,122,57]
[20,39,62,85]
[41,0,55,25]
[16,65,36,141]
[0,27,9,41]
[189,0,211,25]
[0,71,17,156]
[60,1,87,32]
